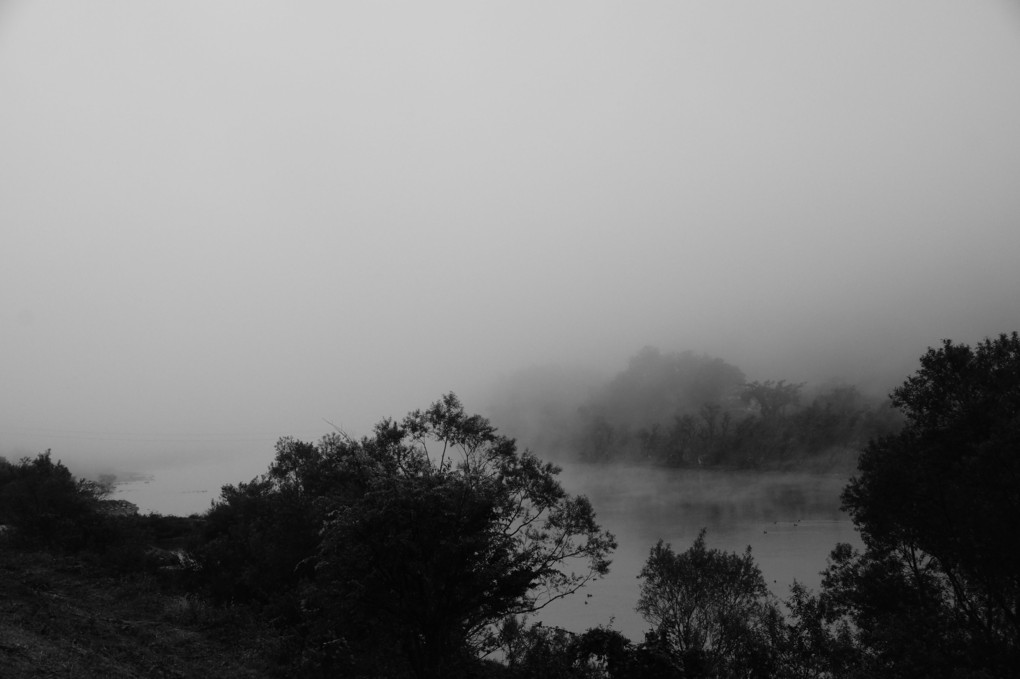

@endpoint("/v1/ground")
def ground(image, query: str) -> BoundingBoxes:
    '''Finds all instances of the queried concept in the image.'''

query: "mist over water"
[108,453,273,517]
[107,454,857,641]
[543,463,858,639]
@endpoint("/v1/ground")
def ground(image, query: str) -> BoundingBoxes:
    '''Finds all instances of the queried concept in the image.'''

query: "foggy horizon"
[3,2,1019,475]
[0,336,989,476]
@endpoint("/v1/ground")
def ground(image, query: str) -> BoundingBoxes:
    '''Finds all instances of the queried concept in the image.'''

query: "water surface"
[112,457,858,641]
[542,463,859,639]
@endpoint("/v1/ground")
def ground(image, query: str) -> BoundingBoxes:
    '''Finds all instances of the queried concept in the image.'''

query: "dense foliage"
[637,530,785,678]
[198,393,616,678]
[0,451,111,549]
[497,619,681,679]
[810,332,1020,678]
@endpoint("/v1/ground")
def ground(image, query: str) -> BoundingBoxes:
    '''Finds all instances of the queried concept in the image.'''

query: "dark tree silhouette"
[0,451,109,549]
[823,332,1020,677]
[637,529,784,678]
[203,394,615,678]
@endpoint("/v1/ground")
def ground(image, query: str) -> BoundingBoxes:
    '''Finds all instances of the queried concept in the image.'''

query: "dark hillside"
[0,549,279,679]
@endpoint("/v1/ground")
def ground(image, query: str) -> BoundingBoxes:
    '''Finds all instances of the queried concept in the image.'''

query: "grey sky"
[2,1,1019,469]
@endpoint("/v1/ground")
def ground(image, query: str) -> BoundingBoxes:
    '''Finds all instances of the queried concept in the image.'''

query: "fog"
[2,2,1019,479]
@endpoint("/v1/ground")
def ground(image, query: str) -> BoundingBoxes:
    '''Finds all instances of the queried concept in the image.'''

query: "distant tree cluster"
[570,347,902,468]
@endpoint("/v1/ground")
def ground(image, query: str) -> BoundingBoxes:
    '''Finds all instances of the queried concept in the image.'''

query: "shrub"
[0,451,109,550]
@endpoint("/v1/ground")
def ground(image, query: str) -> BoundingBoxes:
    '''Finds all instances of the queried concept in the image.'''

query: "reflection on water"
[540,462,860,640]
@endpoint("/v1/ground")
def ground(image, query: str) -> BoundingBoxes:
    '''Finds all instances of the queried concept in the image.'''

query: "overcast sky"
[2,1,1019,471]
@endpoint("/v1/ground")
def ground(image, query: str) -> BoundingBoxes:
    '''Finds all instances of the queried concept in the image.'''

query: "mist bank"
[483,346,903,472]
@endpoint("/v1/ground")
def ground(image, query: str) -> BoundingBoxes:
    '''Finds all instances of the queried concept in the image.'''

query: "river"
[111,456,859,641]
[541,462,859,639]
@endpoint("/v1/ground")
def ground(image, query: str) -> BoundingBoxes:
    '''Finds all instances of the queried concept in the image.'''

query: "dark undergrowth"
[0,547,288,679]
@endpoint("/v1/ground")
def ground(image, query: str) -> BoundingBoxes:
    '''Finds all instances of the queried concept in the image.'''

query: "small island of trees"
[489,346,904,471]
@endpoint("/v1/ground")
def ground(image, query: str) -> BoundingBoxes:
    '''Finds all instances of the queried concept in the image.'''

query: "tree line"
[489,346,904,469]
[1,332,1017,677]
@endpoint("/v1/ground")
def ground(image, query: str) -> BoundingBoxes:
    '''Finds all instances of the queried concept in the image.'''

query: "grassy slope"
[0,548,280,679]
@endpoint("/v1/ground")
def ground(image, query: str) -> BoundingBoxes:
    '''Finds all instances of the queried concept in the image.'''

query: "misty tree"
[788,384,902,456]
[810,384,865,417]
[578,348,745,462]
[569,347,897,468]
[587,347,744,429]
[243,393,616,678]
[579,413,616,463]
[654,405,735,467]
[741,380,804,420]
